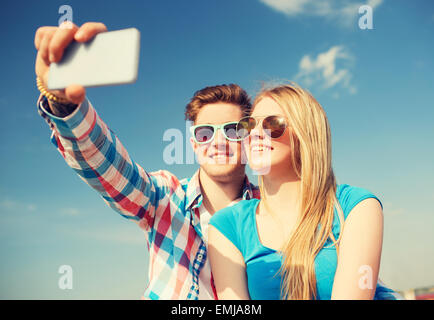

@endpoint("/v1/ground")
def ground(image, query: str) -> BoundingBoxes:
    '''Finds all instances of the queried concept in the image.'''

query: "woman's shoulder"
[209,199,260,255]
[210,198,259,227]
[336,184,382,219]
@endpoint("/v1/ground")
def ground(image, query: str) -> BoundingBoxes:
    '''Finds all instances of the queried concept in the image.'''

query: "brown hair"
[185,84,252,123]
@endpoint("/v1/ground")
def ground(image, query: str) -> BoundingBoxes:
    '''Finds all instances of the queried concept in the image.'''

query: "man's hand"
[34,22,107,105]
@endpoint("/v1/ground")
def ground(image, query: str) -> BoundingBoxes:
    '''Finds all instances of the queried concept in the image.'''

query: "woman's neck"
[260,168,301,219]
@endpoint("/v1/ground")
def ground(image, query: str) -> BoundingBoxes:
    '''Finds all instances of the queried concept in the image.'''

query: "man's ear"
[190,137,202,160]
[190,137,203,165]
[190,137,198,153]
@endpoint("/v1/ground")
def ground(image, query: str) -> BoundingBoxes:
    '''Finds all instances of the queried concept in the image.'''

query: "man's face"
[190,103,246,182]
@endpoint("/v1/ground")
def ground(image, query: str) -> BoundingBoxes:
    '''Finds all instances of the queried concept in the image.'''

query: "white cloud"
[260,0,383,26]
[382,201,404,216]
[0,199,17,209]
[0,199,37,212]
[63,226,145,245]
[60,207,80,216]
[295,45,356,94]
[26,204,37,211]
[260,0,332,16]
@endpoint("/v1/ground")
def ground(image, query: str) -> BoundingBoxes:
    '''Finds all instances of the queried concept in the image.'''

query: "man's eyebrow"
[194,120,239,125]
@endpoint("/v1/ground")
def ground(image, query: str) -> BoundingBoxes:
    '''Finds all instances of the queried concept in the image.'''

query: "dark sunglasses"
[190,122,242,144]
[236,115,288,139]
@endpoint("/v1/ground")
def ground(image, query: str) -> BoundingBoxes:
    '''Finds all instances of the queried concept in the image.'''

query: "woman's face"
[245,97,293,176]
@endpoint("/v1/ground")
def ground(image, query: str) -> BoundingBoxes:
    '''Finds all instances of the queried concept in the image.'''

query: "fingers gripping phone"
[47,28,140,90]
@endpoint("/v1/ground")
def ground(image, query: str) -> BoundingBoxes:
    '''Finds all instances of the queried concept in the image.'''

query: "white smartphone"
[47,27,141,90]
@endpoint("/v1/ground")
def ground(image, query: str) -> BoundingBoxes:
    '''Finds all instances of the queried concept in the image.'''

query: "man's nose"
[213,128,228,147]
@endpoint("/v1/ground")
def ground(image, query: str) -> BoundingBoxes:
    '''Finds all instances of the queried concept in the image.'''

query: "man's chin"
[200,163,246,181]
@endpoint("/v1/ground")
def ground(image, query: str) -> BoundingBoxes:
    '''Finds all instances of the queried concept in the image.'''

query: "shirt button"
[197,254,203,261]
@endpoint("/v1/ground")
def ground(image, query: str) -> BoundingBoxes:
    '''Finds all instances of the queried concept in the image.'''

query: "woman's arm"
[208,225,250,299]
[331,198,383,299]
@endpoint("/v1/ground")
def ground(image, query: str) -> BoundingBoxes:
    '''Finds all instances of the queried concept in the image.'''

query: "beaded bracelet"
[36,76,70,104]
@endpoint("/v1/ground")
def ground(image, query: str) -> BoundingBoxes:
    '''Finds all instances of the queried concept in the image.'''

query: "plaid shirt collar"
[185,170,203,211]
[185,169,258,238]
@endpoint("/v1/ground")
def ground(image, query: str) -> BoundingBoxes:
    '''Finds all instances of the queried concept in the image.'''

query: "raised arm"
[208,225,250,299]
[331,198,384,299]
[34,22,108,109]
[34,22,178,239]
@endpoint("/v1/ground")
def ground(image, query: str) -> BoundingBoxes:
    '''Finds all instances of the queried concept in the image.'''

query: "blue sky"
[0,0,433,299]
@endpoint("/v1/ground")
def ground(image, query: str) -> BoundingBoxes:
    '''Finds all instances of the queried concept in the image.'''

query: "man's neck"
[198,168,245,215]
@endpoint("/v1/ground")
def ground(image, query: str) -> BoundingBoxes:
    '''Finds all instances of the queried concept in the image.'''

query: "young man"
[34,22,258,299]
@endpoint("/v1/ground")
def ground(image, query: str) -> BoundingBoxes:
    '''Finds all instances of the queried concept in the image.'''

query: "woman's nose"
[250,126,264,139]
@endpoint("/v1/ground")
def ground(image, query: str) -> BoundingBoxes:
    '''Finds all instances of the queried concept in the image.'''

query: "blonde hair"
[254,82,344,300]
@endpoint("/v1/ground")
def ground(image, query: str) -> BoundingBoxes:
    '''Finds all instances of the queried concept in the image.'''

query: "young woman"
[208,83,400,300]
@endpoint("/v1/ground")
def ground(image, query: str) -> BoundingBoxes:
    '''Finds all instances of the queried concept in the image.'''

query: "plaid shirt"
[37,96,260,300]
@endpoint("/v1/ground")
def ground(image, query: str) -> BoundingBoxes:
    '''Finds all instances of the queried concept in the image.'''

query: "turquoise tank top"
[209,184,399,300]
